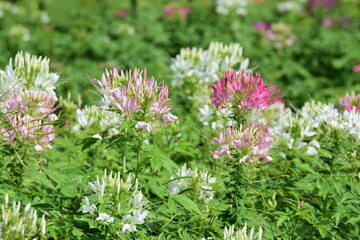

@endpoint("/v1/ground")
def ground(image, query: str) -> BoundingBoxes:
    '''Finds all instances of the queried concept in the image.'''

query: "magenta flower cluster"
[353,65,360,73]
[93,68,177,131]
[2,90,58,151]
[212,123,273,163]
[211,69,281,112]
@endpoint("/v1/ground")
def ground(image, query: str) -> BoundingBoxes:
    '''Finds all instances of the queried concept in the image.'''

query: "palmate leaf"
[173,194,202,215]
[143,144,177,173]
[77,137,101,151]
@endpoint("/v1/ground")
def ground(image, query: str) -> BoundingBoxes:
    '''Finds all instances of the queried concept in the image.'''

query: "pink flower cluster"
[164,3,190,21]
[253,22,296,49]
[211,70,281,112]
[322,16,352,28]
[2,90,58,151]
[92,68,177,131]
[353,65,360,73]
[339,92,360,112]
[309,0,337,8]
[212,123,273,163]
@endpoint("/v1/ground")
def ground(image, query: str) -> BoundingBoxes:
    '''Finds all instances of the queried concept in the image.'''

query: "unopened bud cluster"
[72,105,122,138]
[223,224,263,240]
[168,164,217,202]
[81,170,149,236]
[0,194,46,239]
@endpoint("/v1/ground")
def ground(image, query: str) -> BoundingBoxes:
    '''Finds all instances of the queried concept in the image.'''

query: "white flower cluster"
[302,102,360,140]
[72,105,122,138]
[171,42,249,87]
[0,194,46,239]
[215,0,249,16]
[0,52,59,103]
[270,101,360,157]
[277,0,307,13]
[198,105,234,130]
[223,224,263,240]
[171,42,249,128]
[168,165,216,202]
[0,2,19,19]
[82,170,149,235]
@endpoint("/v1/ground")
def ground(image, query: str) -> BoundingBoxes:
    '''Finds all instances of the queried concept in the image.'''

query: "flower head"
[168,164,216,202]
[0,52,59,104]
[212,123,273,163]
[1,90,58,151]
[211,70,281,113]
[353,65,360,73]
[0,194,47,239]
[339,92,360,112]
[92,67,177,127]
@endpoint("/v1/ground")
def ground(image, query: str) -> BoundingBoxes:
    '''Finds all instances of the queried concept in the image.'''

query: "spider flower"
[339,92,360,112]
[309,0,337,8]
[353,65,360,72]
[211,70,281,112]
[1,90,58,151]
[168,164,216,202]
[92,68,177,129]
[81,170,149,235]
[223,224,263,240]
[0,52,59,103]
[212,123,273,163]
[0,193,47,239]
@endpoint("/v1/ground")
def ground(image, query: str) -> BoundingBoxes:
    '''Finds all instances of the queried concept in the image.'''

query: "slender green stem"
[135,134,143,179]
[14,148,28,187]
[122,144,127,175]
[290,217,299,240]
[131,0,137,13]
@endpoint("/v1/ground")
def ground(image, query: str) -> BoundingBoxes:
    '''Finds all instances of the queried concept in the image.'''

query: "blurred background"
[0,0,359,106]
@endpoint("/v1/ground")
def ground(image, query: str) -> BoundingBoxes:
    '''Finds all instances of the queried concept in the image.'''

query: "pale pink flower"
[1,90,58,151]
[135,121,152,132]
[179,7,190,20]
[34,145,44,152]
[253,22,271,30]
[92,67,176,126]
[339,92,360,112]
[115,10,127,18]
[212,123,273,163]
[309,0,337,8]
[162,113,178,124]
[164,5,174,16]
[323,18,333,28]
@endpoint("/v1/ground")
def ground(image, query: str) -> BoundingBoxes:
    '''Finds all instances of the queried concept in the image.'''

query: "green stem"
[122,143,127,175]
[135,134,143,180]
[290,217,299,240]
[14,148,28,187]
[131,0,137,13]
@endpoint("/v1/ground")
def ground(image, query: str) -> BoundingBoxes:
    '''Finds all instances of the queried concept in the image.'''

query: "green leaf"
[143,144,177,173]
[173,194,202,215]
[277,216,289,228]
[72,227,84,237]
[318,149,333,159]
[345,217,360,225]
[321,179,330,200]
[77,137,101,151]
[60,185,78,198]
